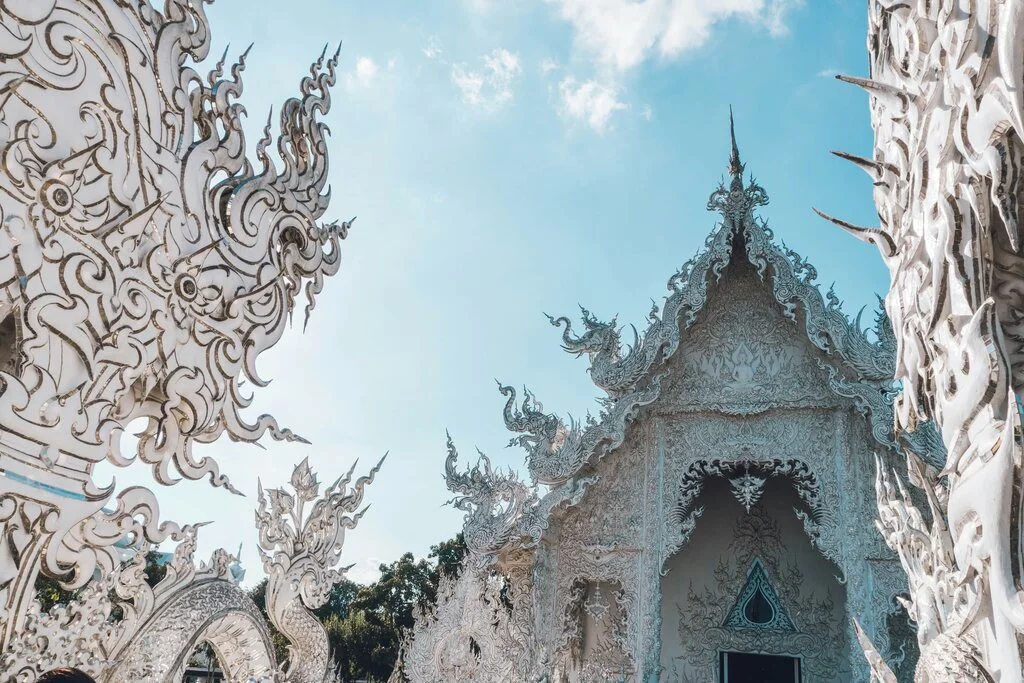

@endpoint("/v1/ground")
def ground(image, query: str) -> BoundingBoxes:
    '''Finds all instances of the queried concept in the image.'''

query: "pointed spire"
[707,107,769,223]
[728,105,745,187]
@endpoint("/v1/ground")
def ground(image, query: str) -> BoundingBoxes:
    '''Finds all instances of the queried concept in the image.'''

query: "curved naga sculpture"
[819,1,1024,679]
[257,456,384,683]
[2,458,381,682]
[0,0,369,680]
[444,432,532,564]
[546,308,647,397]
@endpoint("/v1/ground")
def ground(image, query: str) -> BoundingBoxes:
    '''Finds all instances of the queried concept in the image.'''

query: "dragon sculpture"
[545,307,649,397]
[818,1,1024,679]
[257,456,384,683]
[0,0,373,680]
[498,381,660,487]
[444,432,533,564]
[0,0,348,642]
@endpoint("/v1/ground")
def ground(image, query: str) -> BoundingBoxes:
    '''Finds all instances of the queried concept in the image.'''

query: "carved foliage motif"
[257,457,383,683]
[664,267,838,413]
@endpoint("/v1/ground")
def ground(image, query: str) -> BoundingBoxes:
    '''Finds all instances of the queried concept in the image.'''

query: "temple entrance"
[719,651,801,682]
[658,479,849,682]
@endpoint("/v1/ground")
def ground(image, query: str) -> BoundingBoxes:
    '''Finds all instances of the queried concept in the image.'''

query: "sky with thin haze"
[102,0,890,585]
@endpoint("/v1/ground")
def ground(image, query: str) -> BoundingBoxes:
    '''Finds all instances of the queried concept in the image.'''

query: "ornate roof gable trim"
[501,115,902,482]
[451,114,944,566]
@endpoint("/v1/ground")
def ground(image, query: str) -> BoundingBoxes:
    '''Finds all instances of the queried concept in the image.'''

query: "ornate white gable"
[408,116,943,682]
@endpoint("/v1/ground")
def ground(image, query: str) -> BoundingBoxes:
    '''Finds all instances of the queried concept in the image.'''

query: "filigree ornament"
[819,1,1024,679]
[444,433,533,564]
[667,457,837,566]
[2,524,277,683]
[0,0,350,619]
[728,470,767,513]
[397,567,533,683]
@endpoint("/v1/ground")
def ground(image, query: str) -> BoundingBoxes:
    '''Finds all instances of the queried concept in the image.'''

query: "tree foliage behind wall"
[248,533,468,682]
[326,533,468,682]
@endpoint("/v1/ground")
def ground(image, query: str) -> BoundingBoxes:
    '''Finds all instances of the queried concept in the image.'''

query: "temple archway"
[103,580,276,682]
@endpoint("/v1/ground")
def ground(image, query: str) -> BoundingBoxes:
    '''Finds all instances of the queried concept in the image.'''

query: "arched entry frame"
[661,454,842,576]
[658,473,851,682]
[105,578,276,682]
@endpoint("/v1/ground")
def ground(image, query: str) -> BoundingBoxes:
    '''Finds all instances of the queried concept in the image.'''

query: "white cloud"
[452,48,522,110]
[557,77,628,133]
[423,36,445,62]
[343,56,384,90]
[540,57,561,75]
[640,103,653,121]
[817,67,839,78]
[348,557,383,585]
[350,57,379,88]
[546,0,804,74]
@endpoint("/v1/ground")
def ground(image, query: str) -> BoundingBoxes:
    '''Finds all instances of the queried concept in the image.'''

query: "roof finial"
[728,105,745,186]
[707,107,769,220]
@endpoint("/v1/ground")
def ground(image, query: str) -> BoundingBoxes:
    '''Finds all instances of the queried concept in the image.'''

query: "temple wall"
[659,478,850,682]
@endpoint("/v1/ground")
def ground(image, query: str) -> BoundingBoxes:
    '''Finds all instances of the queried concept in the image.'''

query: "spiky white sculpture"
[819,2,1024,679]
[0,1,373,680]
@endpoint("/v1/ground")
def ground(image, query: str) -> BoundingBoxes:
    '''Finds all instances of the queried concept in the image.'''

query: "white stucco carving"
[404,119,942,682]
[817,2,1024,680]
[0,1,379,681]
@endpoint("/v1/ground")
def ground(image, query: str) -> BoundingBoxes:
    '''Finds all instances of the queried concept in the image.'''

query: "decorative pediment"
[659,257,842,415]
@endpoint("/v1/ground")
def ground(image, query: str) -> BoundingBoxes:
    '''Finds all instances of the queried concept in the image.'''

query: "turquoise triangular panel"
[722,558,796,631]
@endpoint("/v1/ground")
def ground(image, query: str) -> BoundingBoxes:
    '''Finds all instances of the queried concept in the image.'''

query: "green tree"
[329,534,468,681]
[428,532,467,585]
[314,576,360,621]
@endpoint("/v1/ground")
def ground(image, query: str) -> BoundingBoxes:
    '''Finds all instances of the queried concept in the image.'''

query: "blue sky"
[107,0,888,584]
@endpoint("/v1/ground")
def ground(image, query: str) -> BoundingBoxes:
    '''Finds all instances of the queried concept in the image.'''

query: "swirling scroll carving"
[819,1,1024,678]
[0,0,349,613]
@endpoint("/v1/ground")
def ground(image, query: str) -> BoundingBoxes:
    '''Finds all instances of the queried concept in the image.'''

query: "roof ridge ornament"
[707,107,769,225]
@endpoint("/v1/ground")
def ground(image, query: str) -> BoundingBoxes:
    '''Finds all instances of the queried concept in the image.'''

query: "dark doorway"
[719,651,801,683]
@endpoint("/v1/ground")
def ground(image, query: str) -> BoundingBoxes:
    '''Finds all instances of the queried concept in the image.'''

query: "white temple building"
[400,120,944,683]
